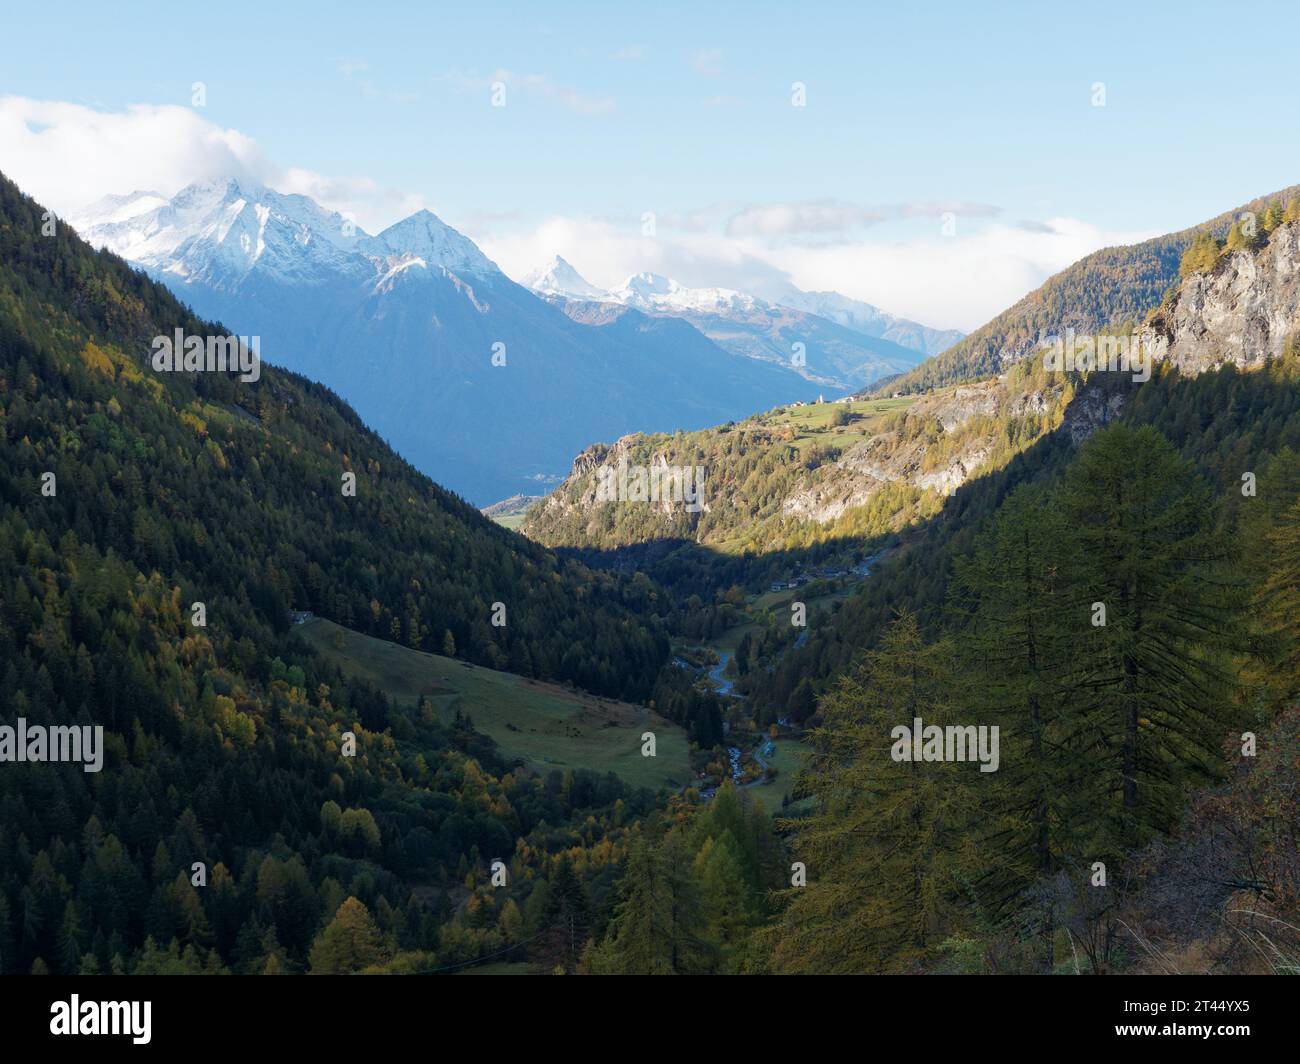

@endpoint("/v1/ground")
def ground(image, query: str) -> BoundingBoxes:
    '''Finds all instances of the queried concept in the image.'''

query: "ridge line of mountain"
[878,181,1300,396]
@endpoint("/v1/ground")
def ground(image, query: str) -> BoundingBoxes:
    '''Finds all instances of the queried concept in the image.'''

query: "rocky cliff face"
[781,377,1070,523]
[1141,220,1300,375]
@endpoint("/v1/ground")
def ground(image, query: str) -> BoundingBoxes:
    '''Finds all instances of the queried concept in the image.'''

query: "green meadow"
[299,617,691,791]
[751,737,815,814]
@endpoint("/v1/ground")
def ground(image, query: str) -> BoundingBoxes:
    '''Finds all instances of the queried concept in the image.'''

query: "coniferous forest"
[3,165,1297,982]
[1,12,1298,1050]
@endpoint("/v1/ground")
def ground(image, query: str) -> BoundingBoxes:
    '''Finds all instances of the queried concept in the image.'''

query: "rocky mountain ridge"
[525,204,1300,553]
[1140,218,1300,374]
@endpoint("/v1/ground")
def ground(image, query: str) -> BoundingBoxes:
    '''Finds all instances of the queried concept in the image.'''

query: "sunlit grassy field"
[299,617,691,791]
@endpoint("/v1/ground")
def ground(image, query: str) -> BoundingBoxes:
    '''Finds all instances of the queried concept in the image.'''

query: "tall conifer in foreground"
[1061,424,1245,853]
[949,483,1096,969]
[769,612,970,973]
[1254,495,1300,700]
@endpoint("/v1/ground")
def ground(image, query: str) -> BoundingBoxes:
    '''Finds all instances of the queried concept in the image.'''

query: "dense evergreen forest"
[1,166,1295,977]
[581,369,1299,973]
[0,171,721,974]
[0,176,671,701]
[750,354,1300,725]
[762,415,1298,972]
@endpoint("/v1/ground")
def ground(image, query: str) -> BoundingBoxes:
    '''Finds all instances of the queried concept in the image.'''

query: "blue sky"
[3,0,1298,328]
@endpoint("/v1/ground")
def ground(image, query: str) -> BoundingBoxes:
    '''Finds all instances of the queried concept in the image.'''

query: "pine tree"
[1062,424,1245,852]
[692,782,762,903]
[769,612,971,973]
[593,839,675,974]
[307,897,388,975]
[170,872,214,949]
[1255,496,1300,699]
[590,831,710,975]
[498,898,523,944]
[659,831,712,973]
[532,860,590,974]
[57,900,84,975]
[949,483,1098,970]
[1179,232,1222,277]
[695,833,750,968]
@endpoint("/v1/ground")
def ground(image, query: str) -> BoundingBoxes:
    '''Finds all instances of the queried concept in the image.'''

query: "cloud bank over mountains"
[0,96,426,234]
[0,95,1154,331]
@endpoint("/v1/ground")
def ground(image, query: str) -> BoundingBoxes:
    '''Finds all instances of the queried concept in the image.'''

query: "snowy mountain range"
[74,179,497,291]
[523,256,963,356]
[70,181,951,503]
[521,257,958,392]
[774,289,963,357]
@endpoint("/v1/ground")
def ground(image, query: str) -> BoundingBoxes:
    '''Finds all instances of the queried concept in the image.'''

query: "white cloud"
[0,97,263,216]
[476,210,1156,332]
[756,217,1157,330]
[727,201,889,237]
[0,96,1154,333]
[724,199,1001,238]
[0,96,423,232]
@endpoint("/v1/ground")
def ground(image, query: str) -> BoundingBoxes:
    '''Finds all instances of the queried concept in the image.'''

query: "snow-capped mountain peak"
[777,289,964,355]
[71,179,503,292]
[522,255,607,300]
[70,176,377,289]
[619,271,675,299]
[61,184,950,502]
[521,262,762,313]
[518,255,961,356]
[612,272,763,314]
[75,189,170,227]
[373,210,499,277]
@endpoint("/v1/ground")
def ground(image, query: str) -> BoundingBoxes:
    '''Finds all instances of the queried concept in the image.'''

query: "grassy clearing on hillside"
[299,618,691,791]
[750,737,814,814]
[763,397,914,451]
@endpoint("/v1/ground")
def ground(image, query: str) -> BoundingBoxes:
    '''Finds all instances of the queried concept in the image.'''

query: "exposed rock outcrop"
[1141,221,1300,375]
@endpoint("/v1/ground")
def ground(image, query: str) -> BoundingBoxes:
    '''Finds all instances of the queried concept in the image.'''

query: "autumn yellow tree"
[307,897,389,974]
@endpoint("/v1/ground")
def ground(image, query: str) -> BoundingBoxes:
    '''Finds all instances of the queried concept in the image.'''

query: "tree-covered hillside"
[525,359,1079,595]
[0,171,686,975]
[880,185,1300,395]
[0,172,668,702]
[2,163,1296,979]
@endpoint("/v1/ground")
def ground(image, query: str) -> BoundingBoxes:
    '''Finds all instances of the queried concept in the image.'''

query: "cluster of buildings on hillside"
[770,565,850,592]
[787,394,856,409]
[770,553,881,592]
